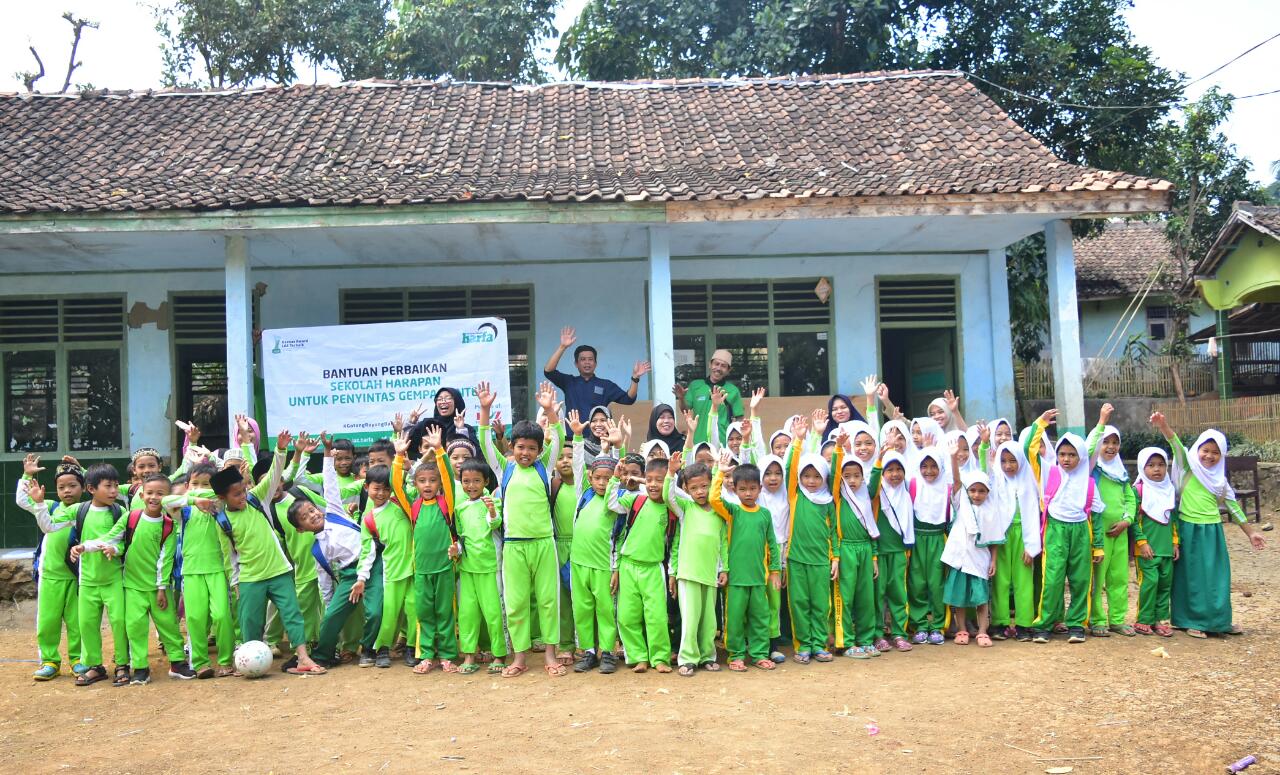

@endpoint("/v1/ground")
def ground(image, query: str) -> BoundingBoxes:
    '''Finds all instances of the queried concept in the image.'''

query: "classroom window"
[340,285,534,419]
[0,296,126,453]
[1147,305,1172,342]
[672,280,832,397]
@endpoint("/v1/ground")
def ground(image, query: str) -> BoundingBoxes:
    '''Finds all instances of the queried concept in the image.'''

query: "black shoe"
[130,668,151,685]
[358,648,376,668]
[312,656,335,669]
[375,647,392,668]
[1067,627,1087,644]
[598,651,618,675]
[1015,627,1033,643]
[1031,630,1050,644]
[279,656,299,673]
[404,647,419,668]
[574,651,599,673]
[168,661,196,680]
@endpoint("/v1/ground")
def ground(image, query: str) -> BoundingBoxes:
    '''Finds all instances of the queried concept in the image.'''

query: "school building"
[0,70,1171,547]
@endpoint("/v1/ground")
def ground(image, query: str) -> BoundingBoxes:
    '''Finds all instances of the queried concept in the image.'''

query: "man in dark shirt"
[543,326,649,429]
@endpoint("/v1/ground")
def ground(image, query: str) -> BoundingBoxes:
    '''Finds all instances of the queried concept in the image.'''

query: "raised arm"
[250,429,289,502]
[543,326,576,377]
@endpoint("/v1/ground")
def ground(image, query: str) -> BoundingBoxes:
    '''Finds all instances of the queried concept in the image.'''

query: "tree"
[14,12,99,93]
[386,0,557,82]
[1264,160,1280,205]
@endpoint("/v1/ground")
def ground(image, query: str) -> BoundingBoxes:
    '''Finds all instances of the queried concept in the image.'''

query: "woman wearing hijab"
[406,387,477,458]
[822,393,867,445]
[646,404,685,455]
[1131,447,1178,637]
[1151,413,1266,637]
[927,390,966,433]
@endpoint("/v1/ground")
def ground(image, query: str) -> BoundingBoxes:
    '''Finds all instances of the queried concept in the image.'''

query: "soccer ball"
[234,640,274,678]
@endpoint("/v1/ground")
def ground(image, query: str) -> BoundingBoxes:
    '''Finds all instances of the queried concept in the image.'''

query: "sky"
[0,0,1275,182]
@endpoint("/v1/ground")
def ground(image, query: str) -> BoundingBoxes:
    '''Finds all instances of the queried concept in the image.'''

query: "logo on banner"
[462,322,499,344]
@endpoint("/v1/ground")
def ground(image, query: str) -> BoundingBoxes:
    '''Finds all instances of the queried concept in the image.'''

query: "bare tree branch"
[59,12,99,94]
[20,45,46,92]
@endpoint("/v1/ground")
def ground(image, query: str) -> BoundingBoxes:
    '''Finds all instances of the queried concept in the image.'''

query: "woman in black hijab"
[646,403,685,452]
[406,387,477,459]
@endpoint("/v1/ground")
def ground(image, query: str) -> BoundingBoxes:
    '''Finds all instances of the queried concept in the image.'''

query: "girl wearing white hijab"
[990,440,1042,641]
[1151,414,1265,637]
[1027,432,1105,644]
[783,424,838,663]
[831,451,882,659]
[910,416,946,467]
[907,447,951,645]
[879,419,910,456]
[927,390,966,433]
[1131,447,1178,636]
[1084,406,1138,637]
[940,470,1001,646]
[757,455,792,662]
[869,450,914,653]
[840,420,879,467]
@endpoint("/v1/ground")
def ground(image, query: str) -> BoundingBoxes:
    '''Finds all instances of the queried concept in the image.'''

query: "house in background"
[1194,202,1280,397]
[0,71,1171,547]
[1072,220,1214,361]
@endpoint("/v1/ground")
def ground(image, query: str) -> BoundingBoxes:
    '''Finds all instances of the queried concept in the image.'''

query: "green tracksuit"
[569,483,618,654]
[710,471,780,662]
[1132,493,1179,626]
[364,498,415,650]
[75,504,129,667]
[784,442,836,654]
[669,483,728,666]
[1086,429,1136,628]
[266,492,323,649]
[479,422,563,654]
[551,482,577,651]
[991,519,1036,628]
[97,511,187,670]
[867,466,910,640]
[17,482,83,670]
[610,478,673,666]
[397,449,460,661]
[165,491,235,670]
[830,449,878,649]
[455,491,505,657]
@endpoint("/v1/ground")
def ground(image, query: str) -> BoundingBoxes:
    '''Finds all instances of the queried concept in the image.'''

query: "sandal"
[75,665,107,686]
[678,664,696,677]
[1186,629,1208,639]
[488,661,507,674]
[112,666,131,687]
[459,662,480,674]
[954,631,970,645]
[543,663,568,677]
[440,660,459,673]
[215,666,237,678]
[1111,624,1136,637]
[1155,624,1174,638]
[754,659,776,670]
[1089,626,1110,638]
[556,651,574,666]
[286,663,327,675]
[975,633,993,648]
[1133,623,1154,636]
[728,659,748,672]
[413,659,435,675]
[501,663,529,677]
[793,652,811,664]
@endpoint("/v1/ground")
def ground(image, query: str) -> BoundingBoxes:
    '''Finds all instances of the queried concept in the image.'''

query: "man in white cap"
[675,349,744,445]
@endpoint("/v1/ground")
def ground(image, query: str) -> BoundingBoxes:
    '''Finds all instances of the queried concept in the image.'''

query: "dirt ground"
[0,528,1275,775]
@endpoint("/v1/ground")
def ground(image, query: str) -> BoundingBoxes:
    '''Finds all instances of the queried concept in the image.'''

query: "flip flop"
[488,661,507,674]
[728,660,748,672]
[1186,629,1208,639]
[701,662,721,672]
[413,659,435,675]
[678,664,696,677]
[543,663,567,677]
[459,663,481,674]
[286,664,327,675]
[753,659,776,670]
[501,664,529,678]
[440,660,459,673]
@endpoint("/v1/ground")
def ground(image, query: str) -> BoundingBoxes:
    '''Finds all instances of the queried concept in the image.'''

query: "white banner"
[262,318,511,446]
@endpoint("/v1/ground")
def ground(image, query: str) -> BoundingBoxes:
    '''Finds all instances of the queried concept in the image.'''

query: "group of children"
[17,378,1266,685]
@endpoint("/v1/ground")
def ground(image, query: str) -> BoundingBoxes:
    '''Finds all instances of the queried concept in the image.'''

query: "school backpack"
[1040,467,1097,538]
[311,511,360,581]
[66,501,126,574]
[216,493,293,568]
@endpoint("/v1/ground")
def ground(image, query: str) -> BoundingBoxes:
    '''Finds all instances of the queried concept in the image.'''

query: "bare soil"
[0,528,1275,775]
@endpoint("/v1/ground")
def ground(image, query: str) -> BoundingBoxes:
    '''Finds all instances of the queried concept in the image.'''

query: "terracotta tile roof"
[1195,201,1280,277]
[1074,220,1175,299]
[0,71,1172,214]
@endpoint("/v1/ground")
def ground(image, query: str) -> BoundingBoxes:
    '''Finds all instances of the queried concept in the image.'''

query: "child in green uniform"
[867,450,914,653]
[392,428,461,673]
[566,411,622,674]
[551,441,578,665]
[1085,404,1137,637]
[829,441,881,659]
[1131,447,1179,637]
[453,457,507,674]
[265,433,324,654]
[477,380,565,677]
[608,455,676,673]
[710,458,782,671]
[1028,417,1105,644]
[211,430,325,675]
[989,441,1042,642]
[1151,414,1266,636]
[907,447,950,645]
[17,457,87,681]
[79,474,194,683]
[782,418,838,663]
[360,460,415,669]
[668,453,728,676]
[67,464,130,686]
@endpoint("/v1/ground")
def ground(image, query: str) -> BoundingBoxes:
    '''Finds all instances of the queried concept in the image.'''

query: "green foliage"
[386,0,557,82]
[1006,234,1048,362]
[1230,439,1280,463]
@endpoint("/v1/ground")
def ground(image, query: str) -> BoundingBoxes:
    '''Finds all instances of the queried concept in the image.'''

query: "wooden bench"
[1221,455,1262,523]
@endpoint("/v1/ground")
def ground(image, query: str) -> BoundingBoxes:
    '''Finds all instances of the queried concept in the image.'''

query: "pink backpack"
[1041,467,1096,538]
[907,479,952,523]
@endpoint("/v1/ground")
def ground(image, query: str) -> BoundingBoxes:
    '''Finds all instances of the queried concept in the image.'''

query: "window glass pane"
[69,349,122,451]
[5,350,57,452]
[778,331,831,396]
[674,334,706,385]
[712,333,769,395]
[508,336,530,422]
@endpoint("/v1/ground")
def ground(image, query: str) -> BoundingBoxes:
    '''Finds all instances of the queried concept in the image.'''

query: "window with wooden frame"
[340,286,534,418]
[0,296,126,454]
[672,280,833,397]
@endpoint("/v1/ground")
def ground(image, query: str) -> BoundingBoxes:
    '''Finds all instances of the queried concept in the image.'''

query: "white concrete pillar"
[126,284,175,457]
[224,235,255,438]
[987,247,1018,422]
[1044,220,1086,434]
[647,226,675,402]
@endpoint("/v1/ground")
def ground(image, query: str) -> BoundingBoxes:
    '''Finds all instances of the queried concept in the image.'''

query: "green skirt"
[942,568,990,608]
[1171,519,1232,632]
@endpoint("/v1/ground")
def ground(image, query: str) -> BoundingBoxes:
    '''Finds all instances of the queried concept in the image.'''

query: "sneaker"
[769,650,786,664]
[873,638,890,653]
[1031,630,1050,644]
[71,662,89,676]
[911,631,928,645]
[598,652,618,675]
[845,647,870,660]
[403,647,419,668]
[130,668,151,685]
[928,631,945,646]
[574,651,599,673]
[374,648,392,668]
[893,636,912,652]
[168,662,197,680]
[358,648,376,668]
[990,627,1009,641]
[1067,627,1087,644]
[33,663,59,681]
[1015,627,1033,643]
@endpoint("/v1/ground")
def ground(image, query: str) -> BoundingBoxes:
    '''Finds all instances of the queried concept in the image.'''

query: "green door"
[902,329,956,418]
